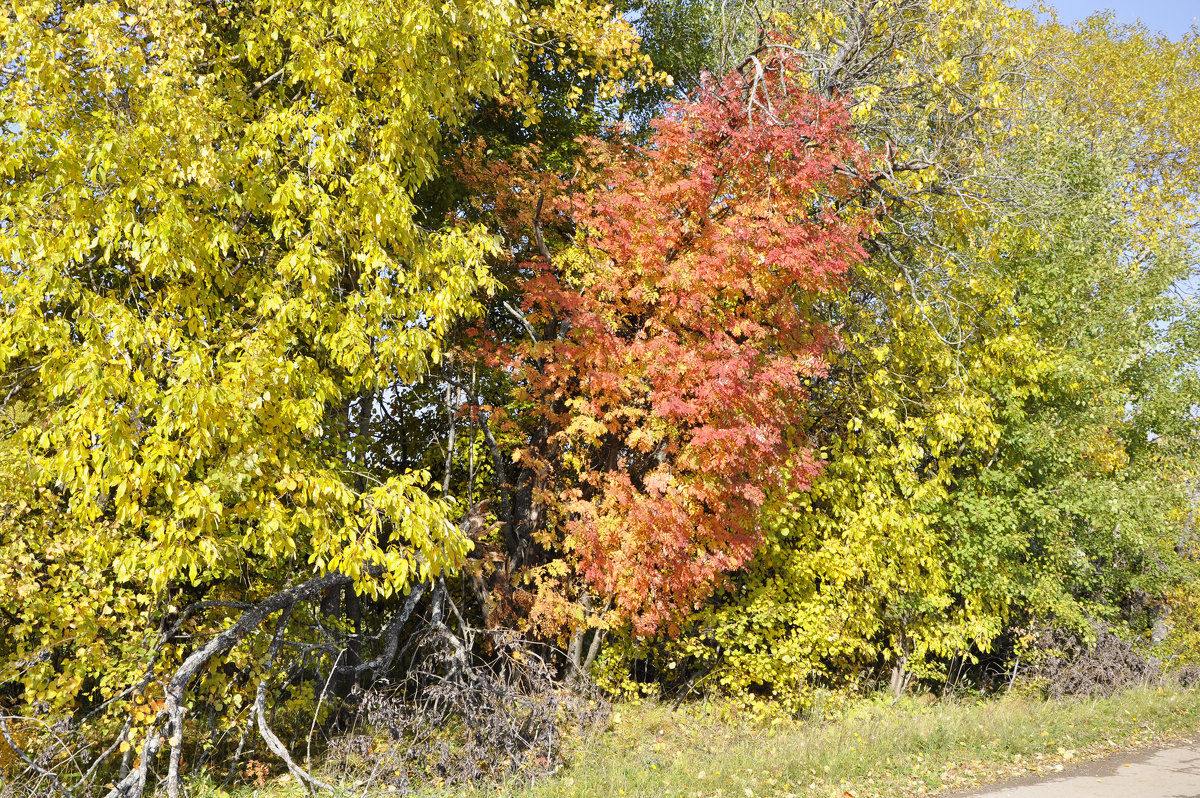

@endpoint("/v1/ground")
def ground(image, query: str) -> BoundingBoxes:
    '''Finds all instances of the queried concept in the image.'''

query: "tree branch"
[104,572,354,798]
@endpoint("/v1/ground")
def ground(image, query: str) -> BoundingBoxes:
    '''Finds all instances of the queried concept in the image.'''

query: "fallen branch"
[255,604,335,796]
[103,572,354,798]
[335,581,427,677]
[0,714,72,798]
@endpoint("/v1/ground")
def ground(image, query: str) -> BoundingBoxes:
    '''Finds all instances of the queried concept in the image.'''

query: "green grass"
[187,685,1200,798]
[501,686,1200,798]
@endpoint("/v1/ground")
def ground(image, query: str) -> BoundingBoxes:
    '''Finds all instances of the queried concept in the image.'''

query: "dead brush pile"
[321,628,610,793]
[1021,625,1161,699]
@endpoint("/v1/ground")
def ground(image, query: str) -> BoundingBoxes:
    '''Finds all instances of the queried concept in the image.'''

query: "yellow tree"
[0,0,643,793]
[1027,14,1200,250]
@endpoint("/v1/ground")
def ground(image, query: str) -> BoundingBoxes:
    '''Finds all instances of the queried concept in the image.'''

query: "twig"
[307,648,344,770]
[77,718,133,793]
[249,66,286,96]
[502,301,539,344]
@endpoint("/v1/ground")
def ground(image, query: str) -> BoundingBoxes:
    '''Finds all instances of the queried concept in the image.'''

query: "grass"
[188,685,1200,798]
[500,686,1200,798]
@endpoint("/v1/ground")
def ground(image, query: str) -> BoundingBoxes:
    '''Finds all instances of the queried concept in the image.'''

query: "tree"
[589,0,1040,706]
[1025,15,1200,257]
[447,59,873,655]
[0,0,645,793]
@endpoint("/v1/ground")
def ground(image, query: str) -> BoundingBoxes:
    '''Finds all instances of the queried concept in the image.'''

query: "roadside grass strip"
[186,685,1200,798]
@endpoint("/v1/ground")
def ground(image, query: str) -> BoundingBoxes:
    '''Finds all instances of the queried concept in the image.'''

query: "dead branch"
[0,714,71,798]
[103,572,353,798]
[254,604,335,796]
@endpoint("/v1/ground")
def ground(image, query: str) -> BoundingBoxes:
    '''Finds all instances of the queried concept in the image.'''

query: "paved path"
[952,741,1200,797]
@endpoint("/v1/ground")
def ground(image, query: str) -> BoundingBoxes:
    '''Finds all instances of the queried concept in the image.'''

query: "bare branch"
[254,604,335,796]
[0,714,71,798]
[104,572,354,798]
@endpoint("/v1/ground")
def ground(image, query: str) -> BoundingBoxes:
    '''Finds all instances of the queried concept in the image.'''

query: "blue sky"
[1039,0,1198,37]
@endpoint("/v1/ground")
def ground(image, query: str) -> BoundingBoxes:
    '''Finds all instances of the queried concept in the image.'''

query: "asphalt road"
[952,741,1200,797]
